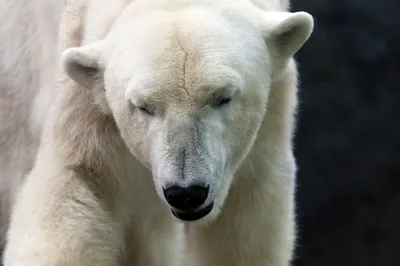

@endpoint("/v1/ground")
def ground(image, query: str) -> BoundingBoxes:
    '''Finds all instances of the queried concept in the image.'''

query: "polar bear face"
[62,1,313,223]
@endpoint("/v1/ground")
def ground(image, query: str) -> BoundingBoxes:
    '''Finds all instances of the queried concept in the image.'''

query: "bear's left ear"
[61,41,105,90]
[259,11,314,67]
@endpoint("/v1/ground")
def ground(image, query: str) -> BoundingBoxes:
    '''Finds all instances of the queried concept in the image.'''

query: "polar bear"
[1,0,314,265]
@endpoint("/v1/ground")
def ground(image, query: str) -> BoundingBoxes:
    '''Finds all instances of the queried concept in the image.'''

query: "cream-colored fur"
[0,0,313,265]
[0,0,63,248]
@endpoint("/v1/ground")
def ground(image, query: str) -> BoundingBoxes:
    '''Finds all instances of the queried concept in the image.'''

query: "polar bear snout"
[163,185,209,211]
[162,184,214,221]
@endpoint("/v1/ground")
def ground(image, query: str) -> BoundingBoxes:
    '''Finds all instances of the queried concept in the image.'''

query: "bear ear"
[260,11,314,64]
[61,41,105,90]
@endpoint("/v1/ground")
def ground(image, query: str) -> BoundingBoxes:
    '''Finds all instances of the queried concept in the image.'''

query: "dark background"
[290,0,400,265]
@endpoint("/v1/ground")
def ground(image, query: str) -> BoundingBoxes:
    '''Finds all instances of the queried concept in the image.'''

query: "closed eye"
[215,97,232,107]
[138,105,154,116]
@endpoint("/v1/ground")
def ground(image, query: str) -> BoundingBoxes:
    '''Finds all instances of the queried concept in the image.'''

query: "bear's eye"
[138,106,154,116]
[215,97,232,108]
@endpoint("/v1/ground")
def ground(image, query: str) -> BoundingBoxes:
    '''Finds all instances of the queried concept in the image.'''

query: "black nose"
[163,185,209,211]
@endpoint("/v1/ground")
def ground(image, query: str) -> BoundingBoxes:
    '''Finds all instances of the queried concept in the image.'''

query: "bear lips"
[171,202,214,221]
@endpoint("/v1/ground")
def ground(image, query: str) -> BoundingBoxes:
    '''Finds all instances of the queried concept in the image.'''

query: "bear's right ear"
[61,41,104,90]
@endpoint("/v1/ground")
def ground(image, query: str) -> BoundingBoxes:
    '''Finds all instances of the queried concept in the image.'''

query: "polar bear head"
[61,0,313,223]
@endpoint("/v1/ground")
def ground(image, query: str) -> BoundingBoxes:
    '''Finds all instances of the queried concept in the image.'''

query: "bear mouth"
[171,202,214,221]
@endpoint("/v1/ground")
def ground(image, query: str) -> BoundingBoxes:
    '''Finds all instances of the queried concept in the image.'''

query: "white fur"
[0,0,63,248]
[0,0,313,265]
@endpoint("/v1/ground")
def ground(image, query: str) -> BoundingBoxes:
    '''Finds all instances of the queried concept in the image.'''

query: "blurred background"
[290,0,400,265]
